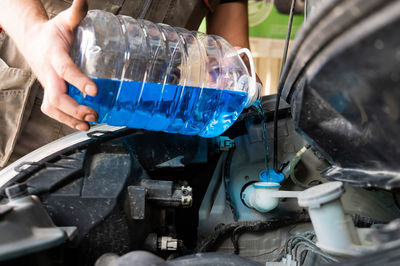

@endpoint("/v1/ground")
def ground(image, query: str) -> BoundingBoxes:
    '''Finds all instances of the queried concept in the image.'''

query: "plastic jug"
[68,10,260,137]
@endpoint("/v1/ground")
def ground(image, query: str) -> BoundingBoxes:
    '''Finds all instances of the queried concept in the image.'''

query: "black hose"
[196,213,310,253]
[170,252,262,266]
[273,0,297,170]
[280,0,297,76]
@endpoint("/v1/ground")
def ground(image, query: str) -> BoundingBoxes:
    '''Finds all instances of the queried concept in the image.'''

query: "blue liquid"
[68,78,248,137]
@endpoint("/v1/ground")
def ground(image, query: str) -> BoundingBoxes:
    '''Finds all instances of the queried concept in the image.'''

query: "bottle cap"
[298,181,344,208]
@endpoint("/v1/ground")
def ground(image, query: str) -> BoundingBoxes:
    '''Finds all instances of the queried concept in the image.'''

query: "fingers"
[56,0,88,30]
[68,0,88,29]
[50,93,98,122]
[23,0,96,131]
[41,67,97,131]
[41,100,90,131]
[51,48,97,96]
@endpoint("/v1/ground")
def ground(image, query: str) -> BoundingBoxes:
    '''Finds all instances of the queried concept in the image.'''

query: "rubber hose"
[196,213,310,252]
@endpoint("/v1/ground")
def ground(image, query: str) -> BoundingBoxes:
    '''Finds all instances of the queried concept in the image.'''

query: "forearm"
[206,1,250,49]
[0,0,48,51]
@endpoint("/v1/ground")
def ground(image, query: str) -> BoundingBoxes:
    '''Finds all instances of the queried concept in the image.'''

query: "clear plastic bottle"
[68,10,260,137]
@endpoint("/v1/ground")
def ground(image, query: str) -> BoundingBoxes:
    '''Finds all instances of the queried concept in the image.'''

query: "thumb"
[63,0,88,30]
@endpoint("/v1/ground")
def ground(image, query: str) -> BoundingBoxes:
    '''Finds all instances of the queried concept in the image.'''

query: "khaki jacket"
[0,0,218,167]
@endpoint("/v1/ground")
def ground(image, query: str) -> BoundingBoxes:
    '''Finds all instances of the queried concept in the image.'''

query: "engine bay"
[1,95,399,266]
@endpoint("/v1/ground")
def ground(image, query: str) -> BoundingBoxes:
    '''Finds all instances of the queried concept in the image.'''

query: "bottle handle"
[235,48,261,107]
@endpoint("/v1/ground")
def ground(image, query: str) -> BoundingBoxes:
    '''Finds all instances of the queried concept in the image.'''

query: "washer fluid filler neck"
[68,10,260,138]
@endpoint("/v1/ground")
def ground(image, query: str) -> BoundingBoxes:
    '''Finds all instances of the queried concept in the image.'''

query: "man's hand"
[23,0,98,131]
[1,0,98,131]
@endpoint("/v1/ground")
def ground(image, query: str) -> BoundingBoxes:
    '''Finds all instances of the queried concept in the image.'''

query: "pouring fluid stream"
[253,100,271,181]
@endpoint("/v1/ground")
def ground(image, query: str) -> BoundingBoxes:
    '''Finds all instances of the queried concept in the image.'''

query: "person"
[0,0,252,167]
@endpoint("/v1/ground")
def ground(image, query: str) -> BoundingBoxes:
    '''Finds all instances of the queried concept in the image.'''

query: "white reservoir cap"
[298,181,344,208]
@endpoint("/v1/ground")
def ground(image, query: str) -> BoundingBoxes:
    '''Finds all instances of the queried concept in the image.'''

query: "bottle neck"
[235,48,261,107]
